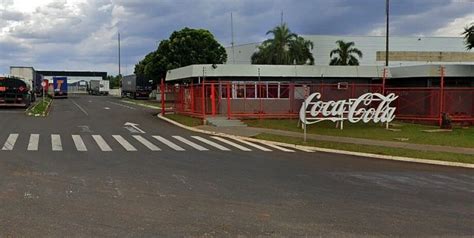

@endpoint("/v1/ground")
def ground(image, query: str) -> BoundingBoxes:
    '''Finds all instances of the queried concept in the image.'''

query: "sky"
[0,0,472,75]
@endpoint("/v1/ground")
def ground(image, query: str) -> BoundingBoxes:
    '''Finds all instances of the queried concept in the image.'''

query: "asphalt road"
[0,94,472,237]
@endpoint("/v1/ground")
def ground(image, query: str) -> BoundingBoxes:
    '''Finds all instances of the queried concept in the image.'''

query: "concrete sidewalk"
[196,125,474,156]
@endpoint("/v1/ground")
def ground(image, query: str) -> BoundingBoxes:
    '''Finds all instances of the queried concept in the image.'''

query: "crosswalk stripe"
[92,135,112,152]
[72,135,87,152]
[51,134,63,151]
[153,136,185,151]
[172,136,208,151]
[28,134,40,151]
[2,134,19,151]
[113,135,137,151]
[210,136,252,151]
[133,135,161,151]
[264,143,295,152]
[230,138,273,152]
[191,136,230,151]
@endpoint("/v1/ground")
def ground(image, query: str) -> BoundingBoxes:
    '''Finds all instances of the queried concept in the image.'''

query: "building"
[226,35,474,66]
[165,64,474,125]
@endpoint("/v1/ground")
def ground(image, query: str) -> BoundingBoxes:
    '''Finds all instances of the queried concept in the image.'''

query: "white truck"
[88,80,110,96]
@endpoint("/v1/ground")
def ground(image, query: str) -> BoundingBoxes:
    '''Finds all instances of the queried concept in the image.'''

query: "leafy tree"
[134,27,227,82]
[106,75,121,89]
[329,40,363,66]
[251,24,314,65]
[462,23,474,50]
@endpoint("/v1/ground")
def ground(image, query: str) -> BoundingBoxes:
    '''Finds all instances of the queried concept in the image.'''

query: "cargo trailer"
[121,75,152,99]
[0,76,32,108]
[88,80,110,96]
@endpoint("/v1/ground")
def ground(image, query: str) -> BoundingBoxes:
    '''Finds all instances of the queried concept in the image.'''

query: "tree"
[106,75,121,89]
[462,23,474,50]
[251,24,314,65]
[134,27,227,82]
[329,40,363,66]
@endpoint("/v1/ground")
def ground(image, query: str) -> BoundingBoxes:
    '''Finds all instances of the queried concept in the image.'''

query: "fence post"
[202,80,206,124]
[191,81,194,113]
[438,66,445,127]
[161,78,165,116]
[211,82,216,116]
[259,82,263,120]
[227,82,231,119]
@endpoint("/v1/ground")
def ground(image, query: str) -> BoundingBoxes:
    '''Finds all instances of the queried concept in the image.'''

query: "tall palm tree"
[329,40,363,66]
[251,24,314,65]
[462,23,474,50]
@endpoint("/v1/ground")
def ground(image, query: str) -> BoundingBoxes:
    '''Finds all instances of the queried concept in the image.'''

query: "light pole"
[385,0,390,67]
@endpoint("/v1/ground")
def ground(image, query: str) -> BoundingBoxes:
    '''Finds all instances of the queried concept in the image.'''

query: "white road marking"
[172,136,208,151]
[72,135,88,152]
[28,134,40,151]
[71,99,89,116]
[108,101,137,110]
[113,135,137,151]
[153,136,185,151]
[124,122,145,134]
[264,143,295,152]
[191,136,230,151]
[2,134,19,151]
[133,135,161,151]
[210,136,252,151]
[92,135,112,152]
[51,134,63,151]
[230,138,273,152]
[104,107,110,110]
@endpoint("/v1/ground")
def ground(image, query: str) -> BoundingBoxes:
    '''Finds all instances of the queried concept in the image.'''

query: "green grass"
[27,97,52,116]
[255,133,474,164]
[244,119,474,148]
[165,114,203,127]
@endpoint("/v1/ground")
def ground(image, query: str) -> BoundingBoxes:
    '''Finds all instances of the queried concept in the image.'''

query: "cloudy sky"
[0,0,472,75]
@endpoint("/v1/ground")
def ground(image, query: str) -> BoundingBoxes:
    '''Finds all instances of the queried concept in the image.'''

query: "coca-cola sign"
[299,93,398,125]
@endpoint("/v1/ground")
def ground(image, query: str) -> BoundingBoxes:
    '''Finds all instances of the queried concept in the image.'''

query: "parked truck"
[0,76,33,108]
[121,75,153,99]
[88,80,110,96]
[48,77,68,98]
[9,66,37,101]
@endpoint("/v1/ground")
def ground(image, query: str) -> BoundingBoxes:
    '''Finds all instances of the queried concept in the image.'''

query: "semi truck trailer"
[0,76,32,108]
[88,80,110,96]
[121,75,152,99]
[48,77,68,98]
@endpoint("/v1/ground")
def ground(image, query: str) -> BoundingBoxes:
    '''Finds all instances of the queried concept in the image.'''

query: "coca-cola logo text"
[300,93,398,125]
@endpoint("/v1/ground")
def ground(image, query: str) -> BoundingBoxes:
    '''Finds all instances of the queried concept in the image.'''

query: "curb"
[121,100,173,111]
[158,114,474,169]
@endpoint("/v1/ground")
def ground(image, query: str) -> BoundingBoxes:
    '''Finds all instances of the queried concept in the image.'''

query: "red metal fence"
[165,80,473,125]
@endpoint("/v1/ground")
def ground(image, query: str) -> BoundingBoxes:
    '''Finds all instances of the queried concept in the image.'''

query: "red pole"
[190,81,194,113]
[202,79,206,123]
[211,82,216,116]
[259,82,263,120]
[161,78,165,116]
[227,82,231,119]
[439,66,445,127]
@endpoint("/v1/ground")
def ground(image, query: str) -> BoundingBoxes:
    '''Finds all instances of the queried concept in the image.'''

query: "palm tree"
[329,40,363,66]
[251,24,314,65]
[462,23,473,50]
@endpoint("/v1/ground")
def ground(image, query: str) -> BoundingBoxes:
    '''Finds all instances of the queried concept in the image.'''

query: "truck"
[9,66,37,101]
[0,76,33,108]
[88,80,110,96]
[121,74,153,99]
[48,77,68,98]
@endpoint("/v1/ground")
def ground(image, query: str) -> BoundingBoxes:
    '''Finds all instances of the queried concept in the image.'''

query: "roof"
[166,64,388,81]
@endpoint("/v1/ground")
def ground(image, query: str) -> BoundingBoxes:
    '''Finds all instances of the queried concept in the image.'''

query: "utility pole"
[385,0,390,67]
[231,12,235,64]
[118,32,121,77]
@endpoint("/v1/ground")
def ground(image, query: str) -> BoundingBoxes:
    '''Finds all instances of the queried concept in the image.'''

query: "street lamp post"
[385,0,390,67]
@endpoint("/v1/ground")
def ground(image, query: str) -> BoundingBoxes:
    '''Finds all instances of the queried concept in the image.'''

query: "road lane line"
[230,138,273,152]
[108,101,137,110]
[2,134,19,151]
[92,135,112,152]
[51,134,63,151]
[210,136,252,151]
[133,135,161,151]
[28,134,40,151]
[191,136,230,151]
[172,136,208,151]
[72,135,87,152]
[264,143,295,152]
[153,136,185,151]
[113,135,137,151]
[71,99,89,116]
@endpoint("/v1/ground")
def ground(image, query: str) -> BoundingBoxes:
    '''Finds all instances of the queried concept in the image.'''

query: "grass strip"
[254,133,474,164]
[165,114,202,127]
[27,97,52,116]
